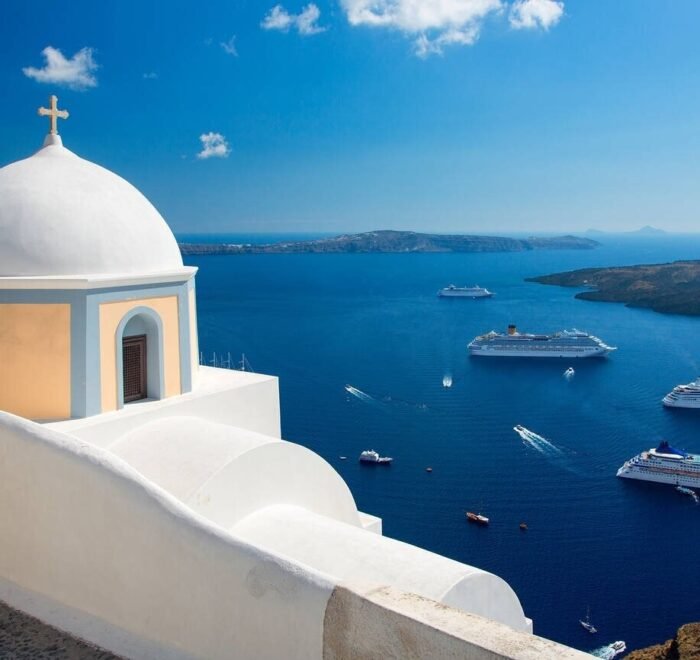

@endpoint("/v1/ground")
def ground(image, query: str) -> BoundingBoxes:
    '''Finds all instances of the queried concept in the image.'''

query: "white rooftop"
[0,135,183,278]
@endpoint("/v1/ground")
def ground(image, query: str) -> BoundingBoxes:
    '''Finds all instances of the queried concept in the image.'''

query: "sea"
[179,232,700,655]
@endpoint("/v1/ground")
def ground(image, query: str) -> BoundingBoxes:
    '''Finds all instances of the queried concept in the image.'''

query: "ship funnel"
[508,324,517,336]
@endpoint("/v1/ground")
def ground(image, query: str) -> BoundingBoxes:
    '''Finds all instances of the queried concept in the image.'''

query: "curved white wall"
[232,504,531,632]
[108,416,361,528]
[0,412,335,660]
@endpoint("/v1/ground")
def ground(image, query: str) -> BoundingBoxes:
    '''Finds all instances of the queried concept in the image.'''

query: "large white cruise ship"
[662,379,700,408]
[468,325,615,358]
[617,441,700,488]
[438,284,493,298]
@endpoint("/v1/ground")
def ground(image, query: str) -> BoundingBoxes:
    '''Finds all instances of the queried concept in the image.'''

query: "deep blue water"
[185,235,700,655]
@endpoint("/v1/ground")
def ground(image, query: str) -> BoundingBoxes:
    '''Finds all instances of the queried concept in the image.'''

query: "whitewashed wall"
[0,410,591,659]
[0,412,334,660]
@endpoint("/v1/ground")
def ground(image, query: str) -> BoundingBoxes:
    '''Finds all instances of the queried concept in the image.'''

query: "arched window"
[115,307,165,408]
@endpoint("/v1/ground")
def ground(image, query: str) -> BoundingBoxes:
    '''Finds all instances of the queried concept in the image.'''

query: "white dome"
[0,138,183,277]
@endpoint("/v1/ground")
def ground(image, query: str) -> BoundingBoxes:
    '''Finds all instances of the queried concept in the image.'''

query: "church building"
[0,98,586,659]
[0,96,197,420]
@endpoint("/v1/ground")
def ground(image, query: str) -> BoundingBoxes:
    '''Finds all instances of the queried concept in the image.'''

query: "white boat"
[438,284,493,298]
[663,378,700,408]
[617,441,700,488]
[468,325,615,359]
[608,641,626,658]
[442,374,453,388]
[466,511,489,525]
[359,450,393,464]
[564,367,575,379]
[580,607,597,634]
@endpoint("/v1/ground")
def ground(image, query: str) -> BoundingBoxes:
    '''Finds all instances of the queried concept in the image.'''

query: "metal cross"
[38,95,69,135]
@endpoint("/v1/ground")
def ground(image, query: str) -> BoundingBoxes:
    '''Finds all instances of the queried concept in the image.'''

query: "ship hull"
[439,291,492,298]
[662,396,700,408]
[468,347,611,358]
[616,466,700,488]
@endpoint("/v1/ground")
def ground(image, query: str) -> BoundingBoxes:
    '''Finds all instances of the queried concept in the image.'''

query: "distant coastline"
[528,260,700,316]
[179,230,599,255]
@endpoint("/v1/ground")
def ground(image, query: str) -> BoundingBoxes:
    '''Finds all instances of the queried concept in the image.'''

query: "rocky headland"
[528,260,700,316]
[625,622,700,659]
[179,230,599,256]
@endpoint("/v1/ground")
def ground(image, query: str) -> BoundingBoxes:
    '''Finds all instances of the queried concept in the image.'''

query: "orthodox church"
[0,98,586,659]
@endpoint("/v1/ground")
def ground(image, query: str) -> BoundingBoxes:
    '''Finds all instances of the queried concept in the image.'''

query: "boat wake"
[676,485,700,504]
[345,384,376,404]
[345,384,428,411]
[589,642,627,659]
[512,425,596,478]
[513,425,563,456]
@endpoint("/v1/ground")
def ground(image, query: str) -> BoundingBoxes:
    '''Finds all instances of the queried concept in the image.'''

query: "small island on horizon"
[584,224,668,236]
[179,230,599,255]
[529,260,700,316]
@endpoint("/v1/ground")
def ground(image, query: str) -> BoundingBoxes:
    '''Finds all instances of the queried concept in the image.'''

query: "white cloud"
[261,4,326,36]
[143,71,158,79]
[341,0,503,55]
[262,5,295,30]
[342,0,502,31]
[341,0,564,55]
[23,46,98,90]
[220,36,239,55]
[414,25,480,57]
[509,0,563,30]
[197,132,231,160]
[296,4,326,35]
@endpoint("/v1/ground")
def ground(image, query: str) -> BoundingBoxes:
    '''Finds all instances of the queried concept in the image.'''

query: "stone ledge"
[323,585,590,660]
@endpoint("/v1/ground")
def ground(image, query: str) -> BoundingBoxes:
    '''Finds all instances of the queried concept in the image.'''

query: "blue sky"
[2,0,700,234]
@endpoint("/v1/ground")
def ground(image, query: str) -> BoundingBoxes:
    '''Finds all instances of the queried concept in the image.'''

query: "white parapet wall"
[49,366,282,447]
[0,410,592,659]
[323,585,592,660]
[232,504,531,632]
[0,412,334,659]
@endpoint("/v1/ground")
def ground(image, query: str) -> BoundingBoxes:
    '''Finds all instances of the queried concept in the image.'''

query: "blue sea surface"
[185,235,700,654]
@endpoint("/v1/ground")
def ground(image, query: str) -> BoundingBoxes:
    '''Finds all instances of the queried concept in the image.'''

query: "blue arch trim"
[114,306,166,409]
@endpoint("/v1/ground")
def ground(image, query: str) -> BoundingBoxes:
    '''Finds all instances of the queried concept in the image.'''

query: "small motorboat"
[466,512,489,525]
[425,467,433,472]
[579,607,597,634]
[339,456,347,460]
[442,374,453,388]
[519,522,528,531]
[359,450,393,464]
[609,641,626,658]
[564,367,575,379]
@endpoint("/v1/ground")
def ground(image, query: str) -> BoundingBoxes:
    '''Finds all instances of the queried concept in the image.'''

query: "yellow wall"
[0,304,71,420]
[188,287,199,386]
[99,296,181,412]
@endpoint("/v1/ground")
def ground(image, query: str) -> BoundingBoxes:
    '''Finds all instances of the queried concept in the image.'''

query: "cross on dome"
[38,95,69,135]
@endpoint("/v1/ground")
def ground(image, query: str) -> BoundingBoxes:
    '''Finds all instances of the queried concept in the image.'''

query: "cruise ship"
[438,285,493,298]
[662,378,700,408]
[468,325,615,358]
[617,441,700,488]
